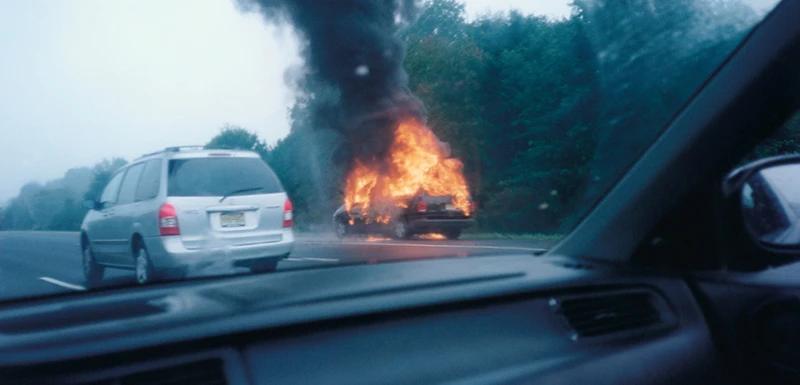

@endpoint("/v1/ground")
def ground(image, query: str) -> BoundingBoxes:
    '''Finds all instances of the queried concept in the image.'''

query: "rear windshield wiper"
[220,187,265,202]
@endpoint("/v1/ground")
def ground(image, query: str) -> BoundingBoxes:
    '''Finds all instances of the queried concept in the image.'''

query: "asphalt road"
[0,231,552,301]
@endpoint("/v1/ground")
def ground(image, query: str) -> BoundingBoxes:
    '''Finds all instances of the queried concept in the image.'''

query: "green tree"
[0,158,127,231]
[44,167,92,197]
[404,0,487,193]
[207,124,270,159]
[1,182,42,230]
[49,197,86,231]
[572,0,758,212]
[404,0,468,41]
[84,158,128,201]
[486,15,599,231]
[403,3,600,232]
[0,165,95,231]
[1,199,34,230]
[28,188,72,230]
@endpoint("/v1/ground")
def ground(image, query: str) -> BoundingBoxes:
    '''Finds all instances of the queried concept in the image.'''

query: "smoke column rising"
[238,0,425,168]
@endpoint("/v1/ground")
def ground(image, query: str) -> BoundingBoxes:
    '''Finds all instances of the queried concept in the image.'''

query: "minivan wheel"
[135,246,156,285]
[82,243,104,286]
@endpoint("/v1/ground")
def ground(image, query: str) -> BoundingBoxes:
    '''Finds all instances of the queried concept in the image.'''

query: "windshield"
[0,0,781,300]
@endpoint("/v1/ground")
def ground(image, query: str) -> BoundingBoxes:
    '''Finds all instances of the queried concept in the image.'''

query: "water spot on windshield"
[355,65,369,76]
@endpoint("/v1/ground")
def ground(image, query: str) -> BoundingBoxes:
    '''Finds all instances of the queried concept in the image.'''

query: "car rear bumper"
[407,218,475,232]
[142,230,294,273]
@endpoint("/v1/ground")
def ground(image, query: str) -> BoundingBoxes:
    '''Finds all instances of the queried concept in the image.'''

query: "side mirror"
[725,155,800,248]
[83,199,99,211]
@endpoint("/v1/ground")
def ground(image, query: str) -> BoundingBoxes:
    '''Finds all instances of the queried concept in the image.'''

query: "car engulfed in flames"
[333,119,476,239]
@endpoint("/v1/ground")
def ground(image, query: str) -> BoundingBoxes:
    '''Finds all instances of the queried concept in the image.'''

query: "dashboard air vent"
[553,291,663,340]
[83,359,226,385]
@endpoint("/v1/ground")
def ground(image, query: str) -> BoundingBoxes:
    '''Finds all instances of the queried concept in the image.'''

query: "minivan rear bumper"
[143,230,294,273]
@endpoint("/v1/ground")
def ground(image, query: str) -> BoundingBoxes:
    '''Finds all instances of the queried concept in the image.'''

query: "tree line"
[0,158,127,231]
[2,0,798,233]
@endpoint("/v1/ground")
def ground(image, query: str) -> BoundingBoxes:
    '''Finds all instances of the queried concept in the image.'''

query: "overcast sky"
[0,0,776,203]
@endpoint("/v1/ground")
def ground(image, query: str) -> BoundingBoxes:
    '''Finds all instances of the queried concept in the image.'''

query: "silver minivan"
[80,146,294,286]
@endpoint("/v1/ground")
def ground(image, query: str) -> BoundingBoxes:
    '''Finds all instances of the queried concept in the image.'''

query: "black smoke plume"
[238,0,425,168]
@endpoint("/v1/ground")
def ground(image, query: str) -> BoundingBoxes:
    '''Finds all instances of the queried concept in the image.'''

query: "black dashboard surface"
[0,255,724,384]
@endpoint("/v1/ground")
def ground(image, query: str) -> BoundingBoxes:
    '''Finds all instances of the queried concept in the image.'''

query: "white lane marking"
[39,277,86,291]
[285,257,339,262]
[301,257,339,262]
[301,240,546,252]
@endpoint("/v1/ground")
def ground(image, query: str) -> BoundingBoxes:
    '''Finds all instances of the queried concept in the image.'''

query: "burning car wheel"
[443,229,462,240]
[393,220,411,240]
[335,220,349,238]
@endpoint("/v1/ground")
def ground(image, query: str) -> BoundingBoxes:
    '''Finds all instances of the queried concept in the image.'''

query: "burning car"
[333,194,475,240]
[332,118,476,240]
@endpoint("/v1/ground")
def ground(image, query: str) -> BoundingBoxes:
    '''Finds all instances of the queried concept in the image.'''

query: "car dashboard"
[0,255,724,385]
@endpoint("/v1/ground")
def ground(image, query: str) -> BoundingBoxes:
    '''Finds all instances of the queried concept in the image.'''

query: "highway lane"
[0,231,552,301]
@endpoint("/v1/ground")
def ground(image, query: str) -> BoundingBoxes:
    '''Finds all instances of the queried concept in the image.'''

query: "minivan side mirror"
[724,155,800,249]
[82,199,100,211]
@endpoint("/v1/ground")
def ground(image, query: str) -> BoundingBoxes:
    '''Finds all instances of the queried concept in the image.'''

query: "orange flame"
[344,119,471,216]
[417,233,446,240]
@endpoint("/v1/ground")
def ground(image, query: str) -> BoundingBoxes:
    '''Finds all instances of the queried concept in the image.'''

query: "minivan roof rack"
[136,145,207,160]
[164,145,206,152]
[203,144,254,151]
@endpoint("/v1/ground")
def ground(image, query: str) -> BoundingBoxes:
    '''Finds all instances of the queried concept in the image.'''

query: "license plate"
[220,212,245,227]
[445,204,455,211]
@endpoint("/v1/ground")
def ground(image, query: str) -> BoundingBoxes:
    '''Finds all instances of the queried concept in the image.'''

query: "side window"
[135,159,162,202]
[99,171,125,207]
[117,163,146,205]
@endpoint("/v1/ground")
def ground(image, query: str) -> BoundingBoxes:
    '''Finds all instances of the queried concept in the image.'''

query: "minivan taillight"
[416,200,427,212]
[283,199,293,228]
[159,203,180,236]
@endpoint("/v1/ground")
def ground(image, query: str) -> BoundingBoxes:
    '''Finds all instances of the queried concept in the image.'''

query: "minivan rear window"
[168,157,283,197]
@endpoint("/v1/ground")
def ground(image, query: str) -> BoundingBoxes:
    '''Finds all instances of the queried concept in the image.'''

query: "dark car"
[333,194,476,239]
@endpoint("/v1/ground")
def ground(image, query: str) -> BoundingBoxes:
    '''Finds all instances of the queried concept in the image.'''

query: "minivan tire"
[135,244,156,285]
[82,242,104,287]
